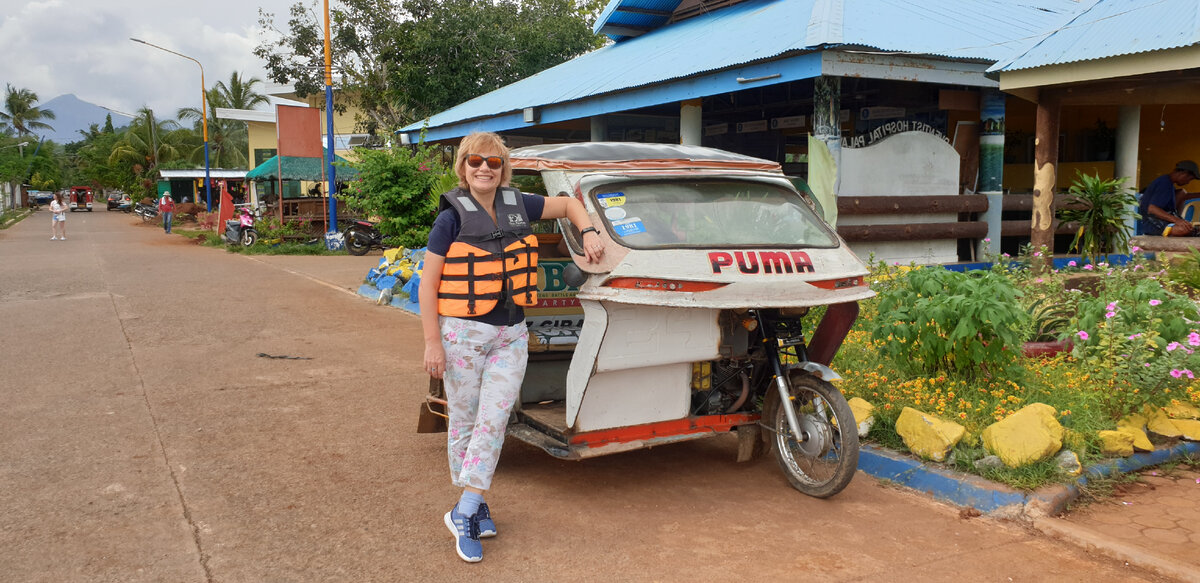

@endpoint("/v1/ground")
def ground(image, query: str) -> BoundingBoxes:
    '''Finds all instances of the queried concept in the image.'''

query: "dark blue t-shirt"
[427,192,546,326]
[1139,174,1177,217]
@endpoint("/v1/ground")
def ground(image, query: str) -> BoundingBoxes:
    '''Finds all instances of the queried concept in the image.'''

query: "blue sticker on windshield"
[612,217,646,237]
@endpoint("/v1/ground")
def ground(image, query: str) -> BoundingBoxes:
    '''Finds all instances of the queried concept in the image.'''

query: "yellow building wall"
[247,121,277,168]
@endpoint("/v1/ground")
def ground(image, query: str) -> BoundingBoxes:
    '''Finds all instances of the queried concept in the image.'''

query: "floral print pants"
[441,316,528,490]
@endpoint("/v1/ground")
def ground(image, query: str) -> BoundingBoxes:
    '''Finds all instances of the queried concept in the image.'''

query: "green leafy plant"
[872,267,1029,379]
[1167,248,1200,296]
[338,145,445,248]
[1026,297,1075,342]
[1057,171,1136,262]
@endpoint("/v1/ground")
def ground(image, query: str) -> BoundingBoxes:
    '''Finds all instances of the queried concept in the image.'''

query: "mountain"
[36,94,124,144]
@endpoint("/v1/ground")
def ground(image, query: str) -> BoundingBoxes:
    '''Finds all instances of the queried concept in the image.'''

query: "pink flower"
[1168,342,1182,352]
[1150,299,1162,306]
[1145,363,1152,367]
[1105,311,1116,319]
[1128,333,1142,340]
[1034,251,1043,257]
[1132,246,1141,252]
[1134,264,1144,271]
[1083,264,1094,271]
[1186,370,1196,379]
[1171,369,1185,378]
[1189,332,1200,346]
[1077,330,1089,341]
[984,238,991,243]
[1035,278,1044,283]
[1106,302,1118,311]
[1068,260,1077,267]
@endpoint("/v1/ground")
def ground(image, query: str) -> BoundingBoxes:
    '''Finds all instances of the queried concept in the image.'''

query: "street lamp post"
[130,37,211,212]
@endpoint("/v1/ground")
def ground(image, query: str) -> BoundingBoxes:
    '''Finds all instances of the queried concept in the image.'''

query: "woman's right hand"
[424,343,446,379]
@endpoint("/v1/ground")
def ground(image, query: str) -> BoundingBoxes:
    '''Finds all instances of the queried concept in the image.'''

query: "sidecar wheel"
[770,372,859,498]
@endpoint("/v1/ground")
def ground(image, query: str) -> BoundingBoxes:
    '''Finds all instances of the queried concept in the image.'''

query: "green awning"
[245,154,359,181]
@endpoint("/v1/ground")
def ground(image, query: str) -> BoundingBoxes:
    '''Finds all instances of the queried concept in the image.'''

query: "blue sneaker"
[444,505,483,562]
[476,502,497,538]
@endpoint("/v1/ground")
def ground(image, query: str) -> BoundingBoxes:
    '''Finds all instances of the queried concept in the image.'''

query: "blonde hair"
[455,132,512,190]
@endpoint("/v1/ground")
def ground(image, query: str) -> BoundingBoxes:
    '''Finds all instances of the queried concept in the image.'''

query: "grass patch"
[0,208,33,228]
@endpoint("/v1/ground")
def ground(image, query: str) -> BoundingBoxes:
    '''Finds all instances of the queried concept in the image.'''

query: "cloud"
[0,0,297,117]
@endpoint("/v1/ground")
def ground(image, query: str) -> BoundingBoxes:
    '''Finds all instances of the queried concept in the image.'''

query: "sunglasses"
[466,154,504,170]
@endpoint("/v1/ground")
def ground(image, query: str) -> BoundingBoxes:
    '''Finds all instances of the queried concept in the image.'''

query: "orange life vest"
[437,188,539,317]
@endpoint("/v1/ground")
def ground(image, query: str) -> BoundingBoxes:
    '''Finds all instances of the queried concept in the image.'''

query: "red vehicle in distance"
[69,186,94,212]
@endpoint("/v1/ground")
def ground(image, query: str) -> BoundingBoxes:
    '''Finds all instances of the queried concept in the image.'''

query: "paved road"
[0,209,1170,582]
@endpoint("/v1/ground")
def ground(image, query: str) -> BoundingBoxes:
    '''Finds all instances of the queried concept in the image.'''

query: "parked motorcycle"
[134,202,158,222]
[343,220,385,256]
[223,207,258,247]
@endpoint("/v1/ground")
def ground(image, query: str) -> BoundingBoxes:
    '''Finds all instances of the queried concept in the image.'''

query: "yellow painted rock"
[385,263,404,276]
[1097,430,1134,457]
[846,397,875,438]
[1173,419,1200,440]
[1116,414,1154,452]
[383,248,402,263]
[895,407,965,462]
[980,403,1064,468]
[1164,402,1200,420]
[1144,405,1184,438]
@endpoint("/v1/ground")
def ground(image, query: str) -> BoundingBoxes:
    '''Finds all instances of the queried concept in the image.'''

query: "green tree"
[110,109,187,196]
[0,84,56,136]
[178,72,267,169]
[339,144,447,247]
[254,0,603,136]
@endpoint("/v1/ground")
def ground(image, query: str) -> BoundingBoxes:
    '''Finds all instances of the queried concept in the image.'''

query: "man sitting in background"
[1139,160,1199,236]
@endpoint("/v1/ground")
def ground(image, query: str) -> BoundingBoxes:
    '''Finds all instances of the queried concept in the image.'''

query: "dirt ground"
[0,209,1173,582]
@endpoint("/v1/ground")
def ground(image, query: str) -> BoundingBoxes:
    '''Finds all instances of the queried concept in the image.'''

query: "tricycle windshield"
[591,178,839,249]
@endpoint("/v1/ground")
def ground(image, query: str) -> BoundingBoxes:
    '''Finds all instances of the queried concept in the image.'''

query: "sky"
[0,0,308,119]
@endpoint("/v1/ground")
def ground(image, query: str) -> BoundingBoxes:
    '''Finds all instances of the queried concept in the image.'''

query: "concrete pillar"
[978,89,1006,258]
[680,99,702,146]
[590,116,607,142]
[1116,105,1141,234]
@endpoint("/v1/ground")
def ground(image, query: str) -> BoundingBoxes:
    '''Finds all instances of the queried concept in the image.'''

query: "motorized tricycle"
[419,143,874,498]
[68,186,94,212]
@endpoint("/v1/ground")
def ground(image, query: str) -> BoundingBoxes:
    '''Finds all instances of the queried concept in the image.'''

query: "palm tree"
[177,72,267,169]
[109,108,184,196]
[0,84,55,136]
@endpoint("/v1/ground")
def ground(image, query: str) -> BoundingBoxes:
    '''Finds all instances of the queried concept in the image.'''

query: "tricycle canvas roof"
[422,142,874,498]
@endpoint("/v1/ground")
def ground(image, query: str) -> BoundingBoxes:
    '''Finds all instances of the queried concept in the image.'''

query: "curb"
[1032,517,1200,583]
[857,441,1200,515]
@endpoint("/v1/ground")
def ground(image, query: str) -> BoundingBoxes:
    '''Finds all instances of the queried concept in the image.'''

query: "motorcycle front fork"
[754,311,807,444]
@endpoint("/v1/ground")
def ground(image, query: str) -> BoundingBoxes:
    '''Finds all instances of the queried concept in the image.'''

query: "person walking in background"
[49,192,67,240]
[419,132,606,563]
[1138,160,1199,237]
[158,191,175,234]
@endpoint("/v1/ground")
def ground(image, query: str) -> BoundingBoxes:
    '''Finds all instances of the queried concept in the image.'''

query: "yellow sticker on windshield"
[596,192,625,208]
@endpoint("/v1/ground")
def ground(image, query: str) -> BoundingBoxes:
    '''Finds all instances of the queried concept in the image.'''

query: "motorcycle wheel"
[345,229,371,256]
[769,371,859,498]
[240,228,258,247]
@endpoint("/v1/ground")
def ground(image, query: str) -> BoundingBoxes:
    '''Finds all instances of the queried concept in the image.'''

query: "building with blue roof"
[398,0,1197,262]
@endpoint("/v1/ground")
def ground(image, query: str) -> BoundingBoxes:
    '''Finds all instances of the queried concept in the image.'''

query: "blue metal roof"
[402,0,1089,139]
[991,0,1200,72]
[594,0,682,40]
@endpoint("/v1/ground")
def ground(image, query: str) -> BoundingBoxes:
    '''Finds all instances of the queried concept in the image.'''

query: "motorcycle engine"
[690,360,750,415]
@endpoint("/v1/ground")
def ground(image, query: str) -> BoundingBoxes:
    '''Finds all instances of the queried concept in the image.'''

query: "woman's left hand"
[583,231,605,263]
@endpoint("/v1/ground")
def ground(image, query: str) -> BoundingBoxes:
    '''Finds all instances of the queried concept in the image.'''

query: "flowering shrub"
[339,144,448,248]
[837,253,1200,487]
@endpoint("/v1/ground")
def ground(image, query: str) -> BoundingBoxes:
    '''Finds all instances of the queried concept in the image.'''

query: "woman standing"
[419,132,605,563]
[49,192,67,240]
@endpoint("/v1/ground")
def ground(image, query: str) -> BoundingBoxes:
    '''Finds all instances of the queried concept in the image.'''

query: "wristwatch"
[580,226,599,237]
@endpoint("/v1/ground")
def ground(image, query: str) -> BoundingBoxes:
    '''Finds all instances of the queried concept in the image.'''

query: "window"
[589,178,839,249]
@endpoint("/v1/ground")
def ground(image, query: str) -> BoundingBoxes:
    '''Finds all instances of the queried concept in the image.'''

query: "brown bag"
[416,376,448,433]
